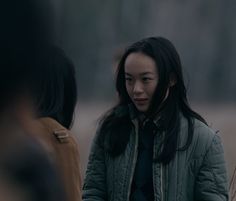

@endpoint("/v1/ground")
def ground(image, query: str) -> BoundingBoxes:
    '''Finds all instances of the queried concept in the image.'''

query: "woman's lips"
[134,98,148,105]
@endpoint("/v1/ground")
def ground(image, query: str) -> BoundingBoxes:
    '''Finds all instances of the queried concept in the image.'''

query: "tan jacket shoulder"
[29,117,82,201]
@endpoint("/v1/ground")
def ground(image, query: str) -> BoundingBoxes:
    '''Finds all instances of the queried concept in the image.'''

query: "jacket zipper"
[127,120,139,201]
[154,134,164,201]
[161,164,164,201]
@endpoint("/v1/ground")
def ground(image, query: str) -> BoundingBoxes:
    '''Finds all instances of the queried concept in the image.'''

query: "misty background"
[49,0,236,186]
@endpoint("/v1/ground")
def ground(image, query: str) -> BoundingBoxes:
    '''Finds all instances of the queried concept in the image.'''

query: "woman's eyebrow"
[125,73,132,76]
[140,72,154,76]
[125,72,155,76]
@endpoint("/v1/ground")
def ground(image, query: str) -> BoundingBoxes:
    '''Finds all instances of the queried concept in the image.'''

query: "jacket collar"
[115,103,193,147]
[128,103,161,128]
[113,103,162,128]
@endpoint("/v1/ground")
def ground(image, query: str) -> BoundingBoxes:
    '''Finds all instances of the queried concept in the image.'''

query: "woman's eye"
[125,77,132,81]
[142,77,152,82]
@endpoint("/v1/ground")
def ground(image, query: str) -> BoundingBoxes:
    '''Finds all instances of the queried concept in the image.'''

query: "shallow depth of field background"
[50,0,236,181]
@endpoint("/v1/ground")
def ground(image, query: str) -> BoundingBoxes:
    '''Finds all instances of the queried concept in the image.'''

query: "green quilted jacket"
[83,111,228,201]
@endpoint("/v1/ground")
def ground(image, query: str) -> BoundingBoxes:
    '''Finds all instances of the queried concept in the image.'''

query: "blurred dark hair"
[0,0,77,128]
[0,0,53,111]
[99,37,207,164]
[0,0,53,49]
[31,47,78,129]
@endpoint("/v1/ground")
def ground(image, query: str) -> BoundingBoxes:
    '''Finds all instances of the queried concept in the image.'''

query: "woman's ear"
[169,73,177,87]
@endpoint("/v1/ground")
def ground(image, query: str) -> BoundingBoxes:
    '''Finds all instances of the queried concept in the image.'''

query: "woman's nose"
[133,81,143,94]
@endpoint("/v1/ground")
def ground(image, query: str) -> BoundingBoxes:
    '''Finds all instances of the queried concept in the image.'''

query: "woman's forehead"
[124,52,157,75]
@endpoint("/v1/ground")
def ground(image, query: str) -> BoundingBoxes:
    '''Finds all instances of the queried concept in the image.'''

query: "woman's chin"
[135,105,148,113]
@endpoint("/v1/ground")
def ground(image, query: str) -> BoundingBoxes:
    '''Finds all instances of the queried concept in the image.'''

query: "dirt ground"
[72,102,236,184]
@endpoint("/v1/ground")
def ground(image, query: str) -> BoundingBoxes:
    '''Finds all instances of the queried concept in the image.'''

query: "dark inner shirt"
[130,120,157,201]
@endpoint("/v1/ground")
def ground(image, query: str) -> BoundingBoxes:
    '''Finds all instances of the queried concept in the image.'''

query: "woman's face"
[124,52,158,113]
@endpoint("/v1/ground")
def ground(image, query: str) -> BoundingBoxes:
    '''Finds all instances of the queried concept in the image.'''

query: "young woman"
[0,1,66,200]
[26,46,82,201]
[83,37,228,201]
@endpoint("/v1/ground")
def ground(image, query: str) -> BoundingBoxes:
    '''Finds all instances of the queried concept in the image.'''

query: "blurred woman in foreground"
[26,46,82,201]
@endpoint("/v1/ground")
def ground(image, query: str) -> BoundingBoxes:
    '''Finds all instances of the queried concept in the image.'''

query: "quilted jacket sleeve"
[82,132,107,201]
[194,134,229,201]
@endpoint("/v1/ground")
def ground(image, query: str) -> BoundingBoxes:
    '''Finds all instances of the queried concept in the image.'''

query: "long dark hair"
[99,37,206,164]
[30,47,77,129]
